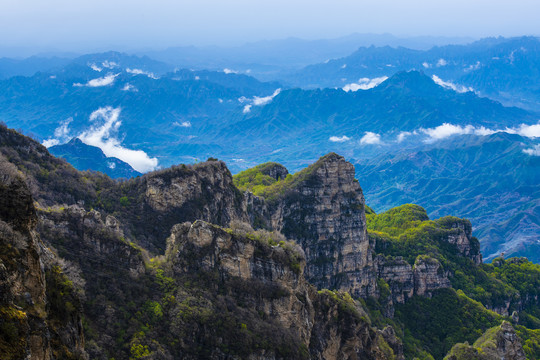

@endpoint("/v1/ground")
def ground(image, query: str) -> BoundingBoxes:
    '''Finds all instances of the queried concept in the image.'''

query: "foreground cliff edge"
[1,124,539,360]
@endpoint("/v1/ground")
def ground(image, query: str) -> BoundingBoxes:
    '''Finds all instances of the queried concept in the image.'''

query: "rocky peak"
[268,153,374,296]
[437,217,482,264]
[258,162,289,181]
[444,321,526,360]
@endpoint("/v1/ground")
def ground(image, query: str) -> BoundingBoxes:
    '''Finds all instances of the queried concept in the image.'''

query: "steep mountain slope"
[2,125,540,359]
[354,132,540,262]
[287,36,540,111]
[49,138,141,178]
[0,156,86,359]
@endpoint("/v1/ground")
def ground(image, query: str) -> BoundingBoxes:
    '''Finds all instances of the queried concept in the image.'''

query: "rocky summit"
[1,124,539,360]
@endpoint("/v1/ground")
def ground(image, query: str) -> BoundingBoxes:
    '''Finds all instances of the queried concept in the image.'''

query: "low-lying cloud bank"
[417,122,540,142]
[240,89,281,113]
[42,107,158,173]
[343,77,388,92]
[42,118,73,147]
[74,73,118,87]
[523,144,540,156]
[126,68,158,79]
[431,75,473,93]
[79,107,159,172]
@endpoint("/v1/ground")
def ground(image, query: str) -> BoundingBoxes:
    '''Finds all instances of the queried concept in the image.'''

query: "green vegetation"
[365,204,540,359]
[233,153,338,202]
[233,162,283,195]
[0,306,27,360]
[395,289,501,359]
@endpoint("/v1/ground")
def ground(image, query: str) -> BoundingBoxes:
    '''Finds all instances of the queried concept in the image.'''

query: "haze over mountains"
[0,35,539,263]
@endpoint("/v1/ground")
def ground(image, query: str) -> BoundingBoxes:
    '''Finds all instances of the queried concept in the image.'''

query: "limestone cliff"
[266,153,376,297]
[0,157,86,359]
[95,160,256,252]
[165,220,402,360]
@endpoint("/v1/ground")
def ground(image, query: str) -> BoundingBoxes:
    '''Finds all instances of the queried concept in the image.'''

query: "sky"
[1,0,539,52]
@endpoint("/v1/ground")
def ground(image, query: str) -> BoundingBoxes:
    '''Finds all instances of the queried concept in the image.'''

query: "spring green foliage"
[366,204,540,359]
[232,162,283,195]
[233,153,339,202]
[395,289,501,359]
[367,204,429,236]
[515,326,540,359]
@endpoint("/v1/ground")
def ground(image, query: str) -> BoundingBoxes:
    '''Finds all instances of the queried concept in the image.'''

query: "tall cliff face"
[268,153,376,297]
[164,220,401,360]
[95,160,257,253]
[37,205,146,359]
[0,157,86,360]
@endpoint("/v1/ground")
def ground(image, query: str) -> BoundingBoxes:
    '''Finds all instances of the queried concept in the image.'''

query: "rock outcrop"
[0,157,86,359]
[165,220,401,360]
[444,321,526,360]
[268,153,376,297]
[259,162,289,181]
[437,217,482,264]
[376,255,451,316]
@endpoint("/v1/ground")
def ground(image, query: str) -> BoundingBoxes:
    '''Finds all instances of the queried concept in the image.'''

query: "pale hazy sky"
[1,0,539,51]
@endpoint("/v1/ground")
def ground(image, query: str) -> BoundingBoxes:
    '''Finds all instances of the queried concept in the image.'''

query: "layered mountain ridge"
[2,124,538,359]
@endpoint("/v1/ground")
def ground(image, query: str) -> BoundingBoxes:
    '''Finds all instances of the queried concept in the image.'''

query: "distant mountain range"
[354,132,540,262]
[0,42,539,263]
[0,33,474,79]
[286,36,540,111]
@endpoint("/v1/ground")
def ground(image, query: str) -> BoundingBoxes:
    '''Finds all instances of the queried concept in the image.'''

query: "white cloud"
[512,123,540,138]
[223,68,239,74]
[342,76,388,92]
[421,123,475,140]
[195,76,200,80]
[474,126,497,136]
[329,135,351,142]
[89,63,102,72]
[360,132,382,145]
[74,73,119,87]
[523,144,540,156]
[174,121,192,127]
[239,89,281,111]
[252,89,281,106]
[49,75,56,79]
[464,61,481,72]
[42,139,59,148]
[122,83,137,92]
[102,60,118,69]
[341,64,347,69]
[397,131,414,143]
[42,118,73,148]
[78,107,158,172]
[437,58,447,67]
[126,68,158,79]
[54,118,72,139]
[420,122,540,142]
[432,75,473,93]
[422,62,431,69]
